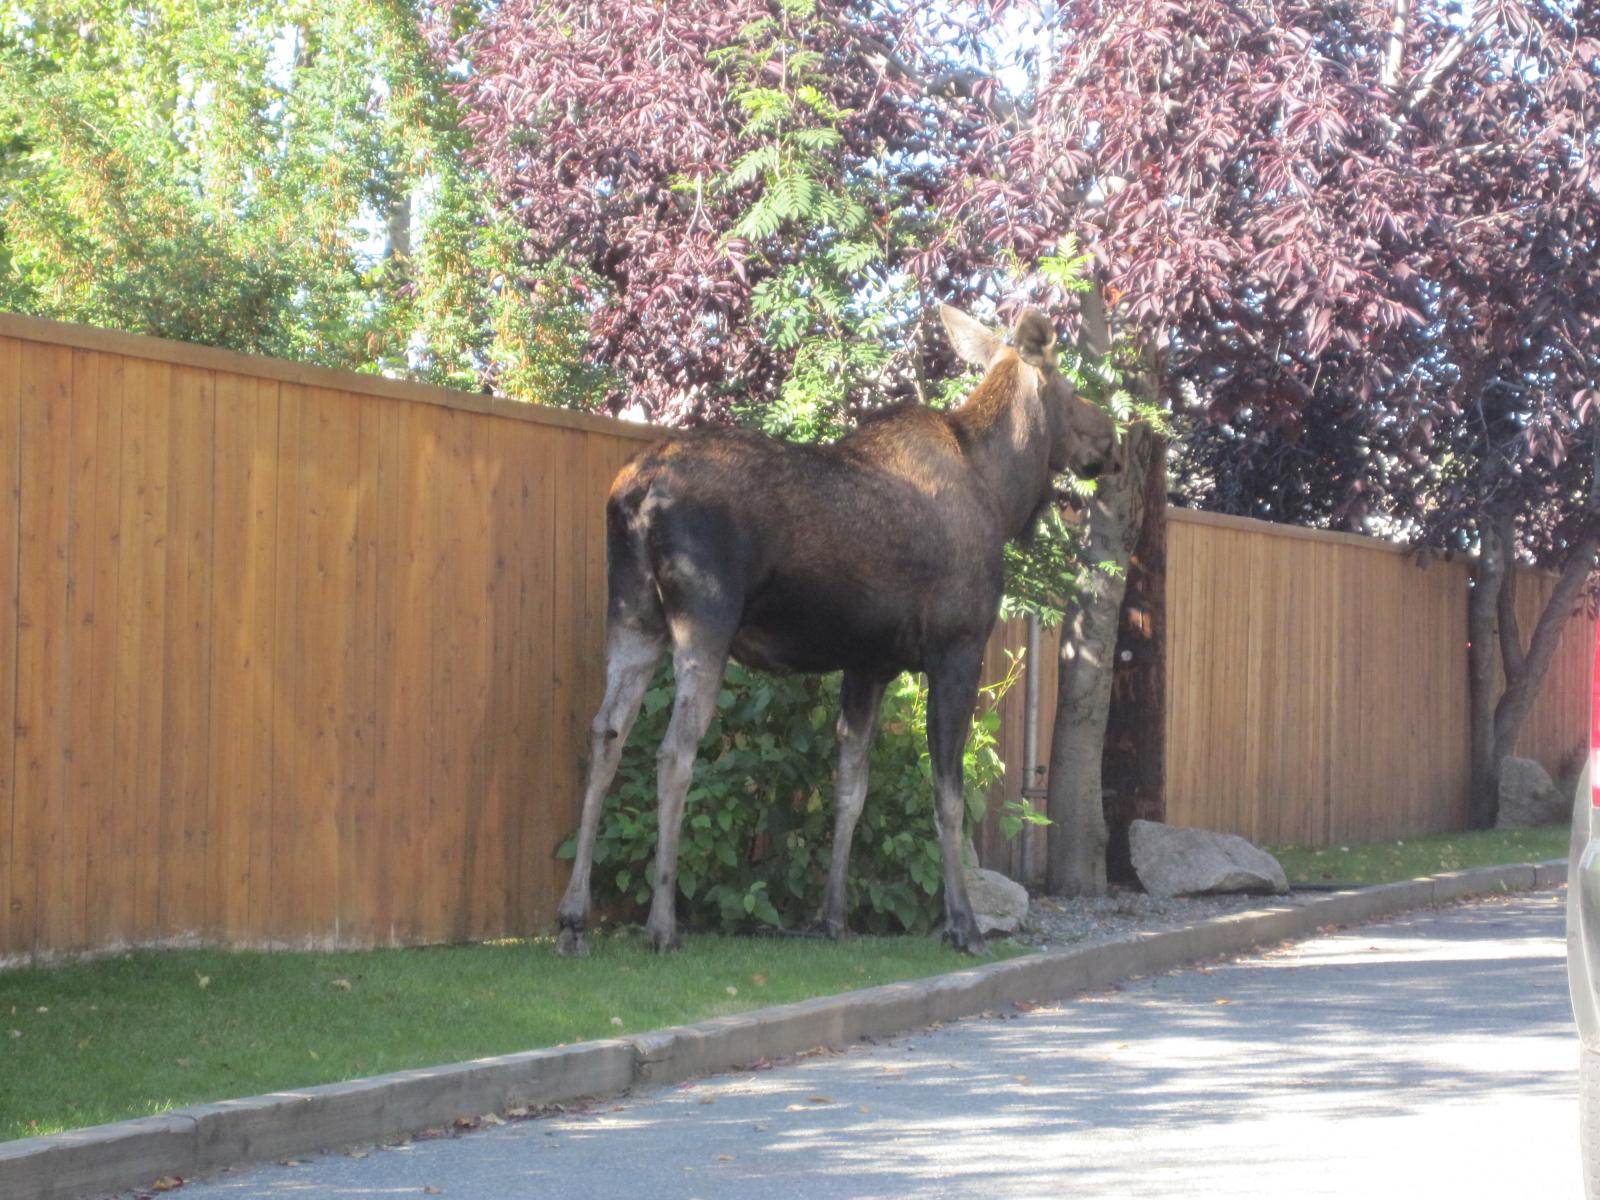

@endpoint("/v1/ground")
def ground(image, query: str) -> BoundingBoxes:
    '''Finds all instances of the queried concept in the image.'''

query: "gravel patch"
[1016,885,1328,951]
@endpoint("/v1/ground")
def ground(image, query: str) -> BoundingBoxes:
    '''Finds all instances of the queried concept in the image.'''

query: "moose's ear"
[1011,309,1057,367]
[940,304,1005,370]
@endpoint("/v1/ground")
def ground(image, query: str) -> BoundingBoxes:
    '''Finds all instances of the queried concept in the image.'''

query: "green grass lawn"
[3,825,1570,1144]
[1269,825,1570,886]
[0,932,1002,1143]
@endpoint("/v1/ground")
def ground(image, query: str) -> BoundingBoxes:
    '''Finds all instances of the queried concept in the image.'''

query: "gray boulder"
[1497,756,1568,829]
[965,867,1030,936]
[1130,819,1289,898]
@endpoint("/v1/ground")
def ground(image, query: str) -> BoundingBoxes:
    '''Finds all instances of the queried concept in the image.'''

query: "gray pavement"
[162,890,1580,1199]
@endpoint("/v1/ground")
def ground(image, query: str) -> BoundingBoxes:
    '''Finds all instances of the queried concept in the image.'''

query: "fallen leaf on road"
[715,1154,736,1162]
[150,1176,183,1192]
[698,1096,715,1106]
[1214,999,1231,1006]
[805,1095,834,1104]
[423,1187,442,1195]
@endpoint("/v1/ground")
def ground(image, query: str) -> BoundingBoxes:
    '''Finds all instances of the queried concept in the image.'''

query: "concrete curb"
[1,859,1566,1200]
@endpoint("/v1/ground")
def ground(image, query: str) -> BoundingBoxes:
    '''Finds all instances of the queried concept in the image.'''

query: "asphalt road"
[158,890,1579,1200]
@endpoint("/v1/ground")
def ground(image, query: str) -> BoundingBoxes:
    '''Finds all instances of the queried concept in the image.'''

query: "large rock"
[1129,819,1289,898]
[1497,756,1568,829]
[965,866,1030,935]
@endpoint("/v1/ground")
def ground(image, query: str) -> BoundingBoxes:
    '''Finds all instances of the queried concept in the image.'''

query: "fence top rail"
[1168,504,1423,558]
[0,310,664,444]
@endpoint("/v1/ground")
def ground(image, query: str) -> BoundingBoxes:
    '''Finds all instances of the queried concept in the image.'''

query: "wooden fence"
[0,314,1590,960]
[1160,509,1590,847]
[973,510,1591,878]
[0,314,657,960]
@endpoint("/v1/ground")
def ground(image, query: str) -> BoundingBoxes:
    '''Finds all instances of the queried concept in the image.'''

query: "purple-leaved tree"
[438,0,1599,889]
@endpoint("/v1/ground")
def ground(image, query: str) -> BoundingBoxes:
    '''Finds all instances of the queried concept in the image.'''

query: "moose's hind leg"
[557,516,667,957]
[557,620,663,956]
[642,617,733,952]
[816,672,888,939]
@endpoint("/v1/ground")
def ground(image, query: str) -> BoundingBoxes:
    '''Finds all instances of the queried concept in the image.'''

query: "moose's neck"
[950,358,1054,543]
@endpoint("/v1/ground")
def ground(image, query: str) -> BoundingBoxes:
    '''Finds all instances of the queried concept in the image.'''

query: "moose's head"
[939,304,1118,481]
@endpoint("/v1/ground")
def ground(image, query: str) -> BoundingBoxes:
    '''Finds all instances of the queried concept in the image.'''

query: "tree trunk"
[1466,516,1509,828]
[1102,434,1167,883]
[1492,537,1598,762]
[1467,511,1598,829]
[1046,422,1152,895]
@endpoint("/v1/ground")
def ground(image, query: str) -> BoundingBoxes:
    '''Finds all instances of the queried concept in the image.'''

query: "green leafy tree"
[0,0,599,401]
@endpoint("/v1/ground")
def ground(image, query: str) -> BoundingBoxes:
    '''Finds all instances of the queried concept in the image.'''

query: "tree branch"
[1401,9,1493,114]
[1494,518,1524,681]
[1078,282,1112,358]
[845,23,1020,125]
[1493,534,1600,757]
[1383,0,1411,93]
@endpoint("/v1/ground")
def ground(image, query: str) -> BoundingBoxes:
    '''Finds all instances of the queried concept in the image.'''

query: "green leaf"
[786,126,842,152]
[724,145,779,191]
[829,239,882,274]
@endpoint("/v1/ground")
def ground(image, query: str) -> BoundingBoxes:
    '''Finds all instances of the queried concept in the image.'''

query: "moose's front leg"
[643,633,727,952]
[926,646,986,955]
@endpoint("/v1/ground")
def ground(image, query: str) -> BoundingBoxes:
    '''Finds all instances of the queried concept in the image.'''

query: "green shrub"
[560,659,1029,934]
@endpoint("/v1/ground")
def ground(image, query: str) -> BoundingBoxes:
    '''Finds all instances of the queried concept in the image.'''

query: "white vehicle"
[1566,623,1600,1199]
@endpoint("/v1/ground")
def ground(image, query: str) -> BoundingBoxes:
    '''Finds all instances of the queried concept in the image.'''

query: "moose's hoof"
[556,924,590,957]
[942,917,989,957]
[809,915,849,942]
[642,921,681,953]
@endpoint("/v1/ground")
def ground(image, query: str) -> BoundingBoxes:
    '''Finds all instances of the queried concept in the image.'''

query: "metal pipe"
[1022,612,1041,885]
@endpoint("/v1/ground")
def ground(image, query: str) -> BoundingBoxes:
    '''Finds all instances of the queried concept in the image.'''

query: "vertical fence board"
[276,384,362,943]
[339,392,383,945]
[208,374,280,938]
[11,342,72,955]
[158,365,215,937]
[374,399,437,944]
[269,383,307,941]
[520,421,562,925]
[0,340,17,956]
[543,429,584,904]
[58,349,101,951]
[80,351,124,949]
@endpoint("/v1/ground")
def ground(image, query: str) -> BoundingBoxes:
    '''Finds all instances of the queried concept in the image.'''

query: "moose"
[556,304,1118,956]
